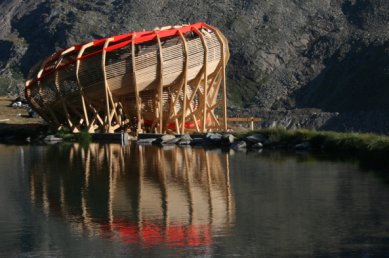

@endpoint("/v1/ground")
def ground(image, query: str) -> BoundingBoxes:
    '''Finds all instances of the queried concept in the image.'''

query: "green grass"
[55,128,92,144]
[238,128,389,159]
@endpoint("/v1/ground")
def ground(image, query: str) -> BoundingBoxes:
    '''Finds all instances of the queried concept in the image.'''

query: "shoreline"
[1,126,389,166]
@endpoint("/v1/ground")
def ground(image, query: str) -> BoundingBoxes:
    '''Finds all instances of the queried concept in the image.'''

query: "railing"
[219,117,261,131]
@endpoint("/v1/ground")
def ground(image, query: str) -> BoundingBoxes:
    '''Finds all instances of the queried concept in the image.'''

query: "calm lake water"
[1,143,389,257]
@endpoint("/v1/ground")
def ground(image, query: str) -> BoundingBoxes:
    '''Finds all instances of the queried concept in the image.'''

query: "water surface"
[1,143,389,257]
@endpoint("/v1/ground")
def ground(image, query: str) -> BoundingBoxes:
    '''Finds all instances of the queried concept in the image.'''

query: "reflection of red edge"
[100,220,212,248]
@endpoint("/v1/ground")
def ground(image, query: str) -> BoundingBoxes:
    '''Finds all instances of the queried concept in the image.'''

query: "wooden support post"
[102,38,114,133]
[178,30,188,134]
[193,27,208,132]
[55,47,80,132]
[36,56,59,127]
[155,31,164,134]
[205,66,222,127]
[222,58,228,131]
[209,26,228,131]
[76,42,94,130]
[209,66,223,104]
[132,34,142,134]
[166,88,181,134]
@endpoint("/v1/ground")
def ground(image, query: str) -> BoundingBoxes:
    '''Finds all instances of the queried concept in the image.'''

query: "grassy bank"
[239,128,389,166]
[0,97,43,124]
[55,129,92,144]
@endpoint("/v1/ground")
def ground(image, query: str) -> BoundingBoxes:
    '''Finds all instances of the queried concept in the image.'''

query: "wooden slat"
[132,34,142,133]
[155,31,164,133]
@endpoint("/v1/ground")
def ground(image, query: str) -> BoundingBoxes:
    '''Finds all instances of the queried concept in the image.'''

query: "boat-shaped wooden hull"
[25,22,229,133]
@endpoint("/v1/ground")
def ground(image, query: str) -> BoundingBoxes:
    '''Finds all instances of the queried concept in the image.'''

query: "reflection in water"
[28,143,234,249]
[3,144,389,256]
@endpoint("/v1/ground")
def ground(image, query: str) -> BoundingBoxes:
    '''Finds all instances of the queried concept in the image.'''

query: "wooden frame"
[25,23,230,134]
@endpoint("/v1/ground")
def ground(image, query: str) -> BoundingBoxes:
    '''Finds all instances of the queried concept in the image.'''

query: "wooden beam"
[155,31,164,134]
[166,83,183,134]
[54,47,79,132]
[193,27,208,132]
[76,42,94,129]
[178,30,188,134]
[102,38,114,133]
[209,26,228,131]
[132,34,142,134]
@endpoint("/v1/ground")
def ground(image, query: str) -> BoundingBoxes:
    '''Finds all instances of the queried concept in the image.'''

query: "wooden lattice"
[25,23,229,134]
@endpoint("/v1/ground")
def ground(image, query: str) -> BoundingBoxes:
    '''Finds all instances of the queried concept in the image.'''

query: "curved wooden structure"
[25,22,229,134]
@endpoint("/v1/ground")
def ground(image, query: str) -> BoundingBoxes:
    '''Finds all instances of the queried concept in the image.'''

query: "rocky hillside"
[1,0,389,132]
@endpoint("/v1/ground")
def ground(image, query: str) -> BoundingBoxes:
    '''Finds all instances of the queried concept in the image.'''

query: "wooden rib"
[193,27,208,132]
[55,47,79,132]
[132,34,142,134]
[206,102,221,127]
[206,65,222,104]
[188,69,206,104]
[210,26,228,130]
[205,71,223,128]
[210,67,223,102]
[88,105,105,130]
[76,42,94,129]
[155,31,164,133]
[102,38,114,133]
[178,30,188,134]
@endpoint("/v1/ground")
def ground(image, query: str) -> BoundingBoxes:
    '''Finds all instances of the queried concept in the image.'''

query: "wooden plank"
[54,48,79,132]
[132,34,142,134]
[178,31,189,133]
[210,26,228,131]
[193,27,208,132]
[76,42,94,128]
[155,31,164,134]
[102,38,114,133]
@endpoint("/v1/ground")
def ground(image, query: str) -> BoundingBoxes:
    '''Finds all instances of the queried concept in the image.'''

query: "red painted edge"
[26,22,213,89]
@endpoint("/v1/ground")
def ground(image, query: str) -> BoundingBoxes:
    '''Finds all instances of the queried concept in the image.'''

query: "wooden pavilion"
[25,22,229,134]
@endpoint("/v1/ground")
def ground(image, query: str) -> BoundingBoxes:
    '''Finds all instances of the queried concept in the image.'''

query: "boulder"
[245,134,266,144]
[153,134,177,145]
[44,135,63,143]
[177,139,191,145]
[137,138,157,144]
[161,134,176,142]
[206,132,222,141]
[251,142,263,149]
[204,133,223,146]
[163,137,181,145]
[221,134,235,146]
[180,134,192,141]
[231,140,247,150]
[177,134,192,145]
[191,138,204,145]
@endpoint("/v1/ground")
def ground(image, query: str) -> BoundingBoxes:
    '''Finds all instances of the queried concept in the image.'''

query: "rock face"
[1,0,389,133]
